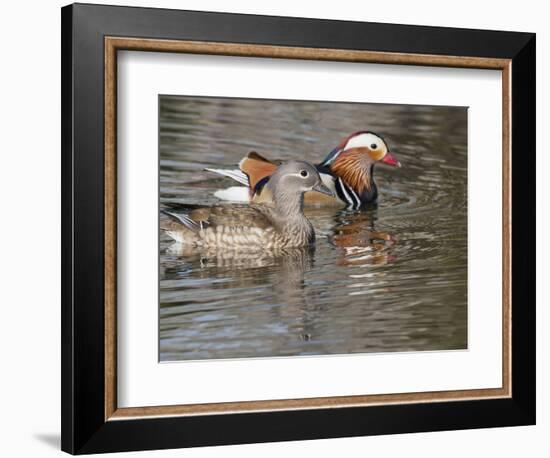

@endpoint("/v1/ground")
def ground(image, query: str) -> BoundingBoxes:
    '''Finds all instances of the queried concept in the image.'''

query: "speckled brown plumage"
[162,204,314,249]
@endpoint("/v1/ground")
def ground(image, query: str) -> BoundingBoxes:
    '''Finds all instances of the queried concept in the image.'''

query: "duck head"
[267,161,333,215]
[270,160,333,196]
[321,131,400,197]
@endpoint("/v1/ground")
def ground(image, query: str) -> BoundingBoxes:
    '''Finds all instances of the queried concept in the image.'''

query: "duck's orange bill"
[381,152,401,167]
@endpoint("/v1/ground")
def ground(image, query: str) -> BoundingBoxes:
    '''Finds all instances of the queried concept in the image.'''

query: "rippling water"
[159,95,467,361]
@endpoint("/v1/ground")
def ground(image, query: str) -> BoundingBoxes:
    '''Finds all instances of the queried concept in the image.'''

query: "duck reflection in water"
[332,211,397,267]
[162,243,318,344]
[164,243,314,290]
[301,207,397,268]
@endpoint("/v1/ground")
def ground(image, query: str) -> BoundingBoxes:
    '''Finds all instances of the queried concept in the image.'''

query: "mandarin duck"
[161,161,333,248]
[206,131,400,209]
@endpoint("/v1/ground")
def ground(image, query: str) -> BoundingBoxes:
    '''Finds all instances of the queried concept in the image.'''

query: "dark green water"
[159,95,467,362]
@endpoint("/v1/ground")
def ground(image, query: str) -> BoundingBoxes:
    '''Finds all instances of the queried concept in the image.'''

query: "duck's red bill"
[381,152,401,167]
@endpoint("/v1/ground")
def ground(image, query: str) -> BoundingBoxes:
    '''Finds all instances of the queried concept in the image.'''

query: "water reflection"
[159,95,467,361]
[330,210,397,267]
[165,244,314,290]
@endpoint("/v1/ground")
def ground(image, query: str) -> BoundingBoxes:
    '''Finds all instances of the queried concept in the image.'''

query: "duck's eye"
[300,170,309,178]
[370,143,378,149]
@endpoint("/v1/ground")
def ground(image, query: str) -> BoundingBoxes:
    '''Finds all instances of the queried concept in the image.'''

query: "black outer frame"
[61,3,536,454]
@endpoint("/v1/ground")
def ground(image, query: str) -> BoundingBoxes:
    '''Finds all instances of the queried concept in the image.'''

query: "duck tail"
[160,210,200,244]
[205,168,249,186]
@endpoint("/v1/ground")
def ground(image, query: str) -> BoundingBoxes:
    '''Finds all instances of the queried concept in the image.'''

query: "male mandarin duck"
[161,161,333,249]
[207,131,401,209]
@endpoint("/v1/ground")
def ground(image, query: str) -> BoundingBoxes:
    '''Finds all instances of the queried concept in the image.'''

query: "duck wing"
[239,152,280,191]
[165,204,274,231]
[205,151,280,190]
[196,204,274,229]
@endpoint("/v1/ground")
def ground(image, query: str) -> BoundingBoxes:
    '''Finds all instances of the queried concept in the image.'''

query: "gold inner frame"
[104,37,512,421]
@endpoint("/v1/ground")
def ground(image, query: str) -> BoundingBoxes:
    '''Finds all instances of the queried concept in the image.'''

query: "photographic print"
[62,7,535,451]
[159,95,468,362]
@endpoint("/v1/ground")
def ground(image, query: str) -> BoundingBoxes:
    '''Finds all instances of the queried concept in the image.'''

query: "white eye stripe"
[344,133,385,151]
[322,132,388,167]
[288,171,311,179]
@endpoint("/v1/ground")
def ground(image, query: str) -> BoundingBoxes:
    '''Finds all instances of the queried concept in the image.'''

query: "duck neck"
[272,190,314,245]
[330,151,376,196]
[272,189,306,223]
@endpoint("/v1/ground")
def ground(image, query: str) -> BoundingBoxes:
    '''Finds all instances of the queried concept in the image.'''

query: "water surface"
[159,95,467,361]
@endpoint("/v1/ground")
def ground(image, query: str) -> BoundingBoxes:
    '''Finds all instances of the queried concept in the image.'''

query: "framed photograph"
[61,3,536,454]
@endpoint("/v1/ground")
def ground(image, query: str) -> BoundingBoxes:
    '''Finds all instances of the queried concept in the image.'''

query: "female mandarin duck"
[207,131,400,209]
[161,161,333,248]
